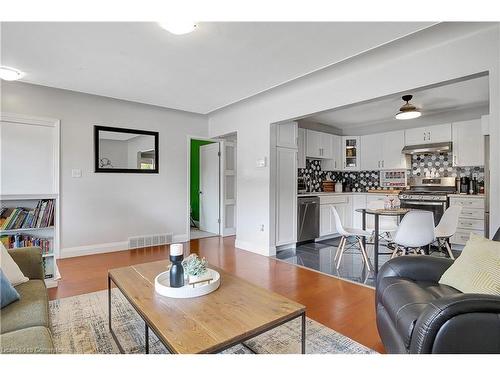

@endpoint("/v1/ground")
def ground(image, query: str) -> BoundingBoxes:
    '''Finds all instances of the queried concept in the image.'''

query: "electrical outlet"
[259,224,265,232]
[71,169,82,178]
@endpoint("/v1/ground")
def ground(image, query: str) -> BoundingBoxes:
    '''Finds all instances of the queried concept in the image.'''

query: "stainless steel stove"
[399,177,456,224]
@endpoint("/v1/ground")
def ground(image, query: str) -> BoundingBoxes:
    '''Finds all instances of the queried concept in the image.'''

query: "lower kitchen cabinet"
[319,195,352,237]
[449,196,485,245]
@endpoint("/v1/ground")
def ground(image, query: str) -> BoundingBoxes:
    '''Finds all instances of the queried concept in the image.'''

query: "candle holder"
[169,243,184,288]
[169,254,185,288]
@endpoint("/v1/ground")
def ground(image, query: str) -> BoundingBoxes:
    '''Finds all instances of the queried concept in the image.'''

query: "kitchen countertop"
[298,192,487,198]
[448,194,485,199]
[297,191,400,197]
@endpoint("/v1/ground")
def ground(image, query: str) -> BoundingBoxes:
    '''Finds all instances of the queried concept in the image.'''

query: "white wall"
[1,81,208,256]
[208,22,500,256]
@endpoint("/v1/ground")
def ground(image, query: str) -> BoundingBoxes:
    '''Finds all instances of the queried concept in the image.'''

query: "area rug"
[49,289,376,354]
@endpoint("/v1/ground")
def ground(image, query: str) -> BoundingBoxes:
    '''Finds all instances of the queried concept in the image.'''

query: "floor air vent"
[128,233,173,250]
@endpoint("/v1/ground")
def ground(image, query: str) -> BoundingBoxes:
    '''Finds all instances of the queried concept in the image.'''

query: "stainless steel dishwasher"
[297,196,320,243]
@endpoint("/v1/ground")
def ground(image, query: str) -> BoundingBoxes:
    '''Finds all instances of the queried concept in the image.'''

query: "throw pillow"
[439,233,500,295]
[1,269,20,308]
[0,242,29,286]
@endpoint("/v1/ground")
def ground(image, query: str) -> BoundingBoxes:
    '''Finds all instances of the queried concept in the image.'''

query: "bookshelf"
[1,195,60,287]
[1,113,61,288]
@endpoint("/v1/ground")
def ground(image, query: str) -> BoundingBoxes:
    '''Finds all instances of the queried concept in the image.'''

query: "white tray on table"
[154,268,221,298]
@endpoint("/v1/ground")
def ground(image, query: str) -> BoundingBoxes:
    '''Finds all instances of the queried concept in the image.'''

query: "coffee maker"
[460,177,470,194]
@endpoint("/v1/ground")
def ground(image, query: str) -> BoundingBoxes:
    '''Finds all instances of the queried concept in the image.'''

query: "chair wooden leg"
[391,245,400,259]
[444,240,455,260]
[334,237,345,263]
[336,236,347,269]
[357,237,372,272]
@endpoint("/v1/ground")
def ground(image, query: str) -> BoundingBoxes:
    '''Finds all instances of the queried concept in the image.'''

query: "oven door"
[400,200,447,225]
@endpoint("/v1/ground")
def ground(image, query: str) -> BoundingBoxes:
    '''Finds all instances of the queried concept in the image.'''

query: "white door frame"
[186,135,221,241]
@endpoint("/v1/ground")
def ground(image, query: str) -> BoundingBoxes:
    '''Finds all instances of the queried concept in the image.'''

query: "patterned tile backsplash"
[299,152,484,193]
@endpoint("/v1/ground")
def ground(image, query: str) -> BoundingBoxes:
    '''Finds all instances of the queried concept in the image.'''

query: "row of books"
[0,234,53,254]
[0,200,55,231]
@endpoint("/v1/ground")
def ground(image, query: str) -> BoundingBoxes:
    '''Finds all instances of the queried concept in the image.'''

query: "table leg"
[145,322,149,354]
[301,312,306,354]
[374,215,379,276]
[108,275,111,332]
[362,211,367,250]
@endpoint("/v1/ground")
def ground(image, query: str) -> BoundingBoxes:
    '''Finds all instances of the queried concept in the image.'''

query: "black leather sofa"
[376,244,500,353]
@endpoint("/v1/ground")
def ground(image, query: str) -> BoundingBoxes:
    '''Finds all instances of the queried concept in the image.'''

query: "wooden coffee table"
[108,260,306,354]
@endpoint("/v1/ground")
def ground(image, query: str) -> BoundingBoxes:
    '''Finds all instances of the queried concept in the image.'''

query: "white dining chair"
[391,210,435,258]
[434,206,462,260]
[365,200,399,241]
[332,206,373,271]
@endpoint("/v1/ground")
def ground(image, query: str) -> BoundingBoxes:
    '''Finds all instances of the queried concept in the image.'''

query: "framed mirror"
[94,125,159,173]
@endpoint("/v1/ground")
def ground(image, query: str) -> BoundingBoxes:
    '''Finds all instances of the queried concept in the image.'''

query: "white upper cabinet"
[321,134,342,170]
[306,130,333,159]
[381,130,406,169]
[276,121,298,149]
[297,128,306,169]
[405,123,452,145]
[360,134,382,170]
[360,130,405,170]
[452,119,484,167]
[342,136,360,170]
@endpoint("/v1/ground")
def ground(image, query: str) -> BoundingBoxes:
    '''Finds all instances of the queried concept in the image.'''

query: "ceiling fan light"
[0,66,25,81]
[396,110,421,120]
[395,94,421,120]
[158,21,197,35]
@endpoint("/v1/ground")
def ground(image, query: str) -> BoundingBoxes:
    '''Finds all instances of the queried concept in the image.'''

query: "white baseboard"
[234,239,271,256]
[61,233,189,259]
[60,241,129,259]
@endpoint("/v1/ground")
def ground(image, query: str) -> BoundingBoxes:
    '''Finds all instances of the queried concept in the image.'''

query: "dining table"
[355,207,410,276]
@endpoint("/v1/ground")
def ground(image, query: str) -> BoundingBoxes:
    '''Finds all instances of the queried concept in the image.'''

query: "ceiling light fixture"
[158,21,197,35]
[395,94,421,120]
[0,66,25,81]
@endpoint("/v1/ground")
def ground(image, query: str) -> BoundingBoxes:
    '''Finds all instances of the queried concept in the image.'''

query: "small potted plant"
[182,254,210,285]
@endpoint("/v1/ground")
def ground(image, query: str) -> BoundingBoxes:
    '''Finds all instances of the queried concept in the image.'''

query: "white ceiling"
[1,22,435,114]
[306,75,490,129]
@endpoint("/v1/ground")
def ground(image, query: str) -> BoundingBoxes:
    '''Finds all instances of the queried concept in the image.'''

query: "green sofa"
[1,247,55,354]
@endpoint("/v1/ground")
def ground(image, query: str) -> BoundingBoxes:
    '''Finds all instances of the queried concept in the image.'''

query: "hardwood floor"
[49,236,384,353]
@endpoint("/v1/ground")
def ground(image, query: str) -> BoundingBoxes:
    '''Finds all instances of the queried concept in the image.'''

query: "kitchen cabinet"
[452,119,484,167]
[319,195,352,237]
[297,128,306,169]
[275,147,297,246]
[382,130,406,169]
[360,134,381,170]
[405,123,451,145]
[276,121,298,149]
[306,130,332,159]
[352,195,367,229]
[449,196,485,245]
[321,134,342,170]
[342,136,360,170]
[360,130,406,170]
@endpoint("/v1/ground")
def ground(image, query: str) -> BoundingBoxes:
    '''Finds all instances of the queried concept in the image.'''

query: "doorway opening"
[187,134,237,241]
[190,139,220,240]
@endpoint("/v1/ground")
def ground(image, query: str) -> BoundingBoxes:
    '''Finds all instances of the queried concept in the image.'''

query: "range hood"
[402,142,453,155]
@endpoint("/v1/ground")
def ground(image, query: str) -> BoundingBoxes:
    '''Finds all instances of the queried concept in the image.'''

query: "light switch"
[71,169,82,178]
[256,157,267,168]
